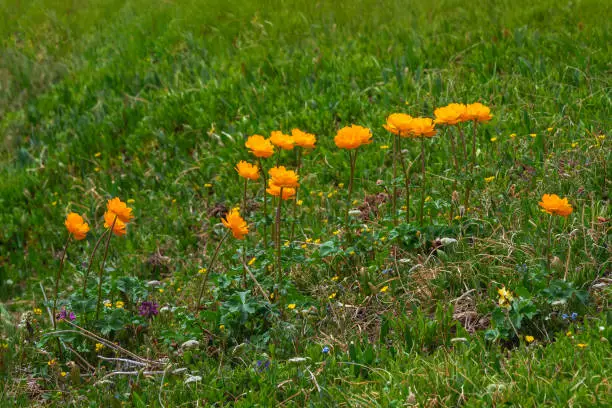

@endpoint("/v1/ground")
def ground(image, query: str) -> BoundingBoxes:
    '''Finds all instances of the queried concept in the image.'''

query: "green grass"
[1,0,610,406]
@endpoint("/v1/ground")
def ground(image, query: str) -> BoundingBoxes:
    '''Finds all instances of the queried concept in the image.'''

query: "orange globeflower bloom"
[269,166,299,188]
[266,180,296,200]
[106,197,134,223]
[245,135,275,158]
[539,194,573,217]
[103,211,127,236]
[291,128,317,149]
[334,125,373,149]
[383,113,413,137]
[235,160,259,181]
[65,213,90,240]
[221,208,249,240]
[408,117,437,137]
[434,103,467,125]
[465,102,493,122]
[269,131,295,150]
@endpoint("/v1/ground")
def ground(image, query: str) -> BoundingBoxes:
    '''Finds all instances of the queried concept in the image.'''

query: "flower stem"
[83,229,109,296]
[276,187,284,286]
[392,134,398,226]
[52,234,72,330]
[257,158,268,250]
[419,138,427,226]
[399,145,416,224]
[196,230,230,311]
[290,148,302,241]
[346,150,357,223]
[95,215,117,320]
[546,215,553,271]
[242,177,248,288]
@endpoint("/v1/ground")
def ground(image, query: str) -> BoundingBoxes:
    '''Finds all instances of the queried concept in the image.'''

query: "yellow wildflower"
[287,304,296,310]
[95,343,104,352]
[525,335,535,343]
[328,293,337,300]
[115,301,125,309]
[485,176,495,183]
[380,286,389,293]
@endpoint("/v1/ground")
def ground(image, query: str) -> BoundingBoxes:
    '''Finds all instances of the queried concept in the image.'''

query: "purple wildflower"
[56,308,76,321]
[138,301,159,318]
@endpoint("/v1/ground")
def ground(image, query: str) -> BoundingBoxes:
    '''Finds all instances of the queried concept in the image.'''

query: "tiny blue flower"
[561,314,569,320]
[322,346,330,354]
[571,312,578,320]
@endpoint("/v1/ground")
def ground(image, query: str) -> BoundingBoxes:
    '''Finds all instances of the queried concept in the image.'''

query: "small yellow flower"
[284,241,290,247]
[331,276,339,282]
[287,304,296,310]
[509,133,517,139]
[328,293,337,300]
[198,268,207,274]
[547,127,553,132]
[401,205,407,210]
[529,133,537,138]
[333,229,341,235]
[338,183,345,188]
[571,142,578,148]
[94,152,102,157]
[490,137,498,142]
[380,236,386,242]
[301,244,307,249]
[248,258,256,266]
[454,215,461,220]
[104,300,112,308]
[158,288,164,293]
[525,335,535,343]
[425,196,431,202]
[352,199,359,205]
[219,324,225,331]
[380,286,389,293]
[52,201,57,206]
[172,199,177,204]
[327,192,333,198]
[349,250,355,255]
[48,359,56,366]
[297,200,303,206]
[60,372,67,377]
[33,308,42,316]
[269,293,275,300]
[597,134,605,140]
[380,145,390,150]
[115,301,125,309]
[566,331,572,337]
[485,176,495,183]
[204,183,213,188]
[322,219,328,224]
[127,198,135,204]
[95,343,104,352]
[94,167,100,172]
[176,287,182,292]
[577,343,587,349]
[306,238,312,243]
[314,239,321,244]
[318,192,323,197]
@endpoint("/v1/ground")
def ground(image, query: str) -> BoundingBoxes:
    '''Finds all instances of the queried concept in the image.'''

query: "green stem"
[392,134,398,226]
[242,178,248,288]
[290,149,302,241]
[52,234,72,330]
[346,150,357,223]
[258,157,268,250]
[276,187,284,285]
[399,144,415,224]
[196,230,230,311]
[547,215,553,271]
[95,215,117,320]
[419,138,426,226]
[83,229,109,296]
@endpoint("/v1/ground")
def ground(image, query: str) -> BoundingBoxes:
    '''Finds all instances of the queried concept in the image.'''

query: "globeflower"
[235,160,259,181]
[539,194,573,217]
[106,197,134,223]
[104,211,127,236]
[64,213,89,240]
[334,125,372,149]
[221,208,249,240]
[245,135,275,158]
[434,103,467,125]
[465,102,493,122]
[383,113,413,137]
[266,180,296,200]
[269,166,299,188]
[291,128,316,149]
[408,117,437,137]
[269,131,295,150]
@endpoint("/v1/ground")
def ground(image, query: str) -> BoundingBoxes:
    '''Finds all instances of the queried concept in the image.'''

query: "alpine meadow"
[0,0,610,406]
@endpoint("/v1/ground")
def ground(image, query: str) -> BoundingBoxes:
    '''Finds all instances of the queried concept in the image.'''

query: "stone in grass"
[180,340,200,350]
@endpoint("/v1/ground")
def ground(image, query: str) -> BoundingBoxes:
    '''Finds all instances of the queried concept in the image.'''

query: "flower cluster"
[334,125,372,149]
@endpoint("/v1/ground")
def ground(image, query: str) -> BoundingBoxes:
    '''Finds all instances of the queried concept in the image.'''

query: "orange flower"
[64,213,90,240]
[235,160,259,181]
[291,128,317,149]
[106,198,134,223]
[434,103,467,125]
[266,180,296,200]
[539,194,573,217]
[268,166,299,188]
[245,135,275,158]
[221,208,248,240]
[465,102,492,122]
[334,125,372,149]
[103,211,127,236]
[383,113,413,137]
[408,117,437,137]
[269,131,294,150]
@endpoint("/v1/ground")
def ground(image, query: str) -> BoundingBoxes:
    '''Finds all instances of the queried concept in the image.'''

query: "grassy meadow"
[1,0,611,406]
